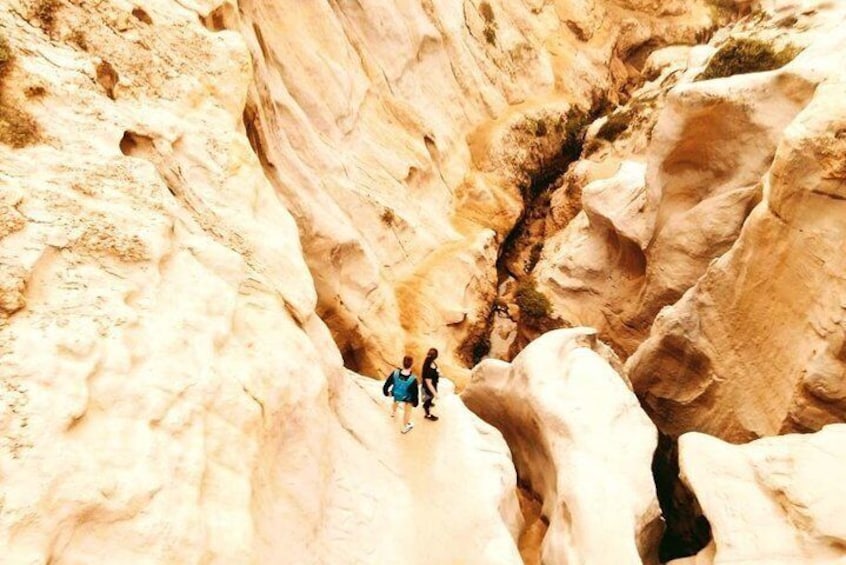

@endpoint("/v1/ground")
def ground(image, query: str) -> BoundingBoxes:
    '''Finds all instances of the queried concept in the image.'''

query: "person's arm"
[425,377,437,397]
[382,371,394,396]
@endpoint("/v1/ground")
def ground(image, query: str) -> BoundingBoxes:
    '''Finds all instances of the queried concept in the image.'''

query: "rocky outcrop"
[533,0,846,362]
[676,425,846,564]
[627,59,846,441]
[519,1,846,443]
[462,327,661,564]
[5,0,846,562]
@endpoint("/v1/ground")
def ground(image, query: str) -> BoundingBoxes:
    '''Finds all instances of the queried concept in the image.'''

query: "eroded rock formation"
[231,0,715,380]
[3,0,846,562]
[627,52,846,442]
[462,328,662,564]
[674,425,846,564]
[524,0,846,443]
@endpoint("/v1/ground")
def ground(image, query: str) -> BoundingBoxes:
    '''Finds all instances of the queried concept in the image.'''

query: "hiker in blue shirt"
[382,355,419,434]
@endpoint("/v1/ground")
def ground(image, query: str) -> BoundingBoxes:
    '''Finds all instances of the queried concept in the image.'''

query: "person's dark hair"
[402,355,413,369]
[422,348,438,374]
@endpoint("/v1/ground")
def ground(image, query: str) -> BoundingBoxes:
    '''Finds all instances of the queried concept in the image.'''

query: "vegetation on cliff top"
[515,277,552,322]
[0,34,11,78]
[698,38,800,81]
[0,33,41,148]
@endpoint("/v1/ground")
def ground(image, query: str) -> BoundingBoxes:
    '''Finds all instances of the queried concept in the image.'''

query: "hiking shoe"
[401,422,414,434]
[425,414,439,421]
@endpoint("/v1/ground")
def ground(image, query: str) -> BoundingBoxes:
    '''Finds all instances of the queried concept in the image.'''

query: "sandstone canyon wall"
[231,0,713,380]
[3,0,846,563]
[529,0,846,443]
[0,0,521,561]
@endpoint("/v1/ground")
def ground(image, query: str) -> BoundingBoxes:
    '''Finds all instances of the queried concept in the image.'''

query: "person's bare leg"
[402,402,411,427]
[391,401,398,418]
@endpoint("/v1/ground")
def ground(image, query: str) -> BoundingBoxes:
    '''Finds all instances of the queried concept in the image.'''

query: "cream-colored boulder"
[462,328,662,564]
[627,75,846,441]
[582,160,650,250]
[533,161,650,355]
[635,67,814,318]
[677,425,846,564]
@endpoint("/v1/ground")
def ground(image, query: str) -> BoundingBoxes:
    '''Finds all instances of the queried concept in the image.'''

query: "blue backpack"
[391,370,414,401]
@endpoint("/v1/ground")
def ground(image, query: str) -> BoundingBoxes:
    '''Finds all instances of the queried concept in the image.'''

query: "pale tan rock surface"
[534,0,846,362]
[234,0,714,377]
[462,327,662,564]
[0,2,521,563]
[329,374,523,565]
[627,69,846,441]
[677,425,846,564]
[535,164,650,355]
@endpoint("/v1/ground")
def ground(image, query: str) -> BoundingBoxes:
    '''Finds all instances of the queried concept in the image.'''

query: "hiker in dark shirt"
[421,348,441,421]
[383,355,419,434]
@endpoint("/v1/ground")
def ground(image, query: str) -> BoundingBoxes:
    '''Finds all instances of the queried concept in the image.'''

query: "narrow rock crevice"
[462,98,613,364]
[652,432,712,562]
[516,481,548,565]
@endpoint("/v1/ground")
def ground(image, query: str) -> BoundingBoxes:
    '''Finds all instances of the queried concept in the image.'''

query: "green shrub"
[515,277,552,321]
[698,38,799,81]
[596,110,632,142]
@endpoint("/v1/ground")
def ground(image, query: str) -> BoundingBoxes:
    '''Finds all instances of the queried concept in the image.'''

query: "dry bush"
[0,104,40,148]
[0,34,11,79]
[479,2,497,45]
[67,29,87,50]
[0,34,41,148]
[596,110,632,142]
[25,85,47,98]
[34,0,62,34]
[698,38,800,81]
[706,0,738,24]
[380,208,395,226]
